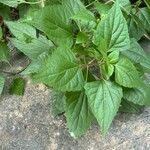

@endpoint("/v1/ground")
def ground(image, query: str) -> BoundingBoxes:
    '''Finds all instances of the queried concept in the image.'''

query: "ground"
[0,39,150,150]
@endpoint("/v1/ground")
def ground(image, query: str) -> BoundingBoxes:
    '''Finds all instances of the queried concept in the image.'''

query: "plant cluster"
[0,0,150,137]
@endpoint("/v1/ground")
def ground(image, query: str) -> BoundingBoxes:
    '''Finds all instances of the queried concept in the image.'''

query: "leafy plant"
[0,0,150,137]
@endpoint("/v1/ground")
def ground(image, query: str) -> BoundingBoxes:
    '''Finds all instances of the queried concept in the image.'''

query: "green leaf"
[122,39,150,71]
[102,63,114,80]
[0,42,9,63]
[84,80,123,135]
[95,2,111,15]
[33,47,84,91]
[119,99,144,113]
[0,0,25,7]
[115,57,140,88]
[72,9,96,22]
[51,90,65,117]
[127,16,145,41]
[138,8,150,32]
[65,91,93,137]
[144,0,150,10]
[116,0,130,7]
[0,4,11,20]
[0,75,5,95]
[76,31,88,44]
[93,2,130,52]
[0,27,2,39]
[9,77,25,96]
[124,82,150,106]
[108,51,119,64]
[6,21,53,60]
[26,0,85,47]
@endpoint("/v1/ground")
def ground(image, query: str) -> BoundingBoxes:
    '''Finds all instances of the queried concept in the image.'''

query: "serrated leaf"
[115,57,140,88]
[0,75,5,95]
[52,90,65,117]
[127,16,145,41]
[6,21,53,60]
[122,39,150,71]
[93,2,130,52]
[138,8,150,32]
[26,0,85,47]
[0,0,25,7]
[119,99,144,113]
[33,47,84,91]
[124,82,150,106]
[9,77,25,96]
[84,80,123,135]
[65,91,93,137]
[0,42,9,63]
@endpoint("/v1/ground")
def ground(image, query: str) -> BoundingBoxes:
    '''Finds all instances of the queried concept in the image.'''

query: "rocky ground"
[0,38,150,150]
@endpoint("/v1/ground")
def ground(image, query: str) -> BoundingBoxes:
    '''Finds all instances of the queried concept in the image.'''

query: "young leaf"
[76,32,88,44]
[102,63,114,80]
[115,57,140,88]
[26,0,85,47]
[0,75,5,95]
[124,83,150,106]
[84,80,123,135]
[93,2,130,52]
[33,47,84,91]
[122,39,150,71]
[0,42,9,63]
[108,51,119,64]
[9,77,25,96]
[119,99,144,113]
[65,91,93,137]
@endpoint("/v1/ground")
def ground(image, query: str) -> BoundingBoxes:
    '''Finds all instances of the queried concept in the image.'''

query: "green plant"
[0,0,150,137]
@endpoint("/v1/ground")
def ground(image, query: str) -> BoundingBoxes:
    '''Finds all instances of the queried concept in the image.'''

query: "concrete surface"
[0,81,150,150]
[0,39,150,150]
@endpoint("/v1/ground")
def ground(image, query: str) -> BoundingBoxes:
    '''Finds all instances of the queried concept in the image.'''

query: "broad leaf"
[26,0,85,47]
[85,80,123,134]
[65,91,93,137]
[0,75,5,95]
[119,99,144,113]
[51,90,65,117]
[0,42,9,63]
[122,39,150,71]
[124,83,150,106]
[95,2,111,15]
[6,21,53,60]
[138,8,150,32]
[115,57,140,88]
[33,47,84,91]
[127,16,145,41]
[9,77,25,96]
[93,2,130,52]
